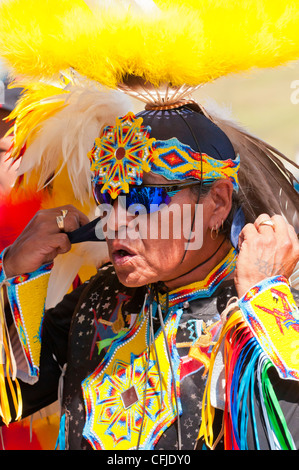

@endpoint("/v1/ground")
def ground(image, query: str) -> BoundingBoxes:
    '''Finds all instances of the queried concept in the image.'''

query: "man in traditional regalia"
[0,0,299,450]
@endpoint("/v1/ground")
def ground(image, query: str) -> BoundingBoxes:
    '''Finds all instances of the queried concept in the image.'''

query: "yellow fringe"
[0,287,22,426]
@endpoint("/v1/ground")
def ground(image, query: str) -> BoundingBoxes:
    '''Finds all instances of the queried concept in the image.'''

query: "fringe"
[199,304,296,450]
[0,281,22,426]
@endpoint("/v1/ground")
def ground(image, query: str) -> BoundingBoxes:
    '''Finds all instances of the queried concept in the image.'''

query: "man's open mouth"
[111,245,137,265]
[115,249,134,258]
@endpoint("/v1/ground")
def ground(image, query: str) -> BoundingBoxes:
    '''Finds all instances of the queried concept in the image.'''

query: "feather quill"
[204,108,299,231]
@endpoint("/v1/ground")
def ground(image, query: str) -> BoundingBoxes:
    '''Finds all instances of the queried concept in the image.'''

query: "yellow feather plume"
[8,81,69,163]
[6,77,132,202]
[1,0,299,89]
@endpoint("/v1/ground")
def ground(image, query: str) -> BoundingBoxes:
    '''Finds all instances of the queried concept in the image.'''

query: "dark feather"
[200,106,299,233]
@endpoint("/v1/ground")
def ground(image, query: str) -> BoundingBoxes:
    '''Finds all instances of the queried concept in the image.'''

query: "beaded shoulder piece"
[0,249,53,425]
[199,275,299,450]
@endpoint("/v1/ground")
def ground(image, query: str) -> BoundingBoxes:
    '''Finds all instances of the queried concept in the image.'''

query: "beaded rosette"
[88,112,158,199]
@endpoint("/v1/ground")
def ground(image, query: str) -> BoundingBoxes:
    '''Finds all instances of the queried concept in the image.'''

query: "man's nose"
[105,196,129,238]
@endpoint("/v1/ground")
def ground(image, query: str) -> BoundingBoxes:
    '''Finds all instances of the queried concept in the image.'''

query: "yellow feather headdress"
[1,0,299,173]
[1,0,299,90]
[0,0,298,186]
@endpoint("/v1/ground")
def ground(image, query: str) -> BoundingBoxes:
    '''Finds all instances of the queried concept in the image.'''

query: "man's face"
[104,173,213,288]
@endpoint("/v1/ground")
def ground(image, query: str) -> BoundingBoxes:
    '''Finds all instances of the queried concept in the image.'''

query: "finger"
[270,214,291,241]
[241,222,259,236]
[238,222,258,250]
[60,212,83,233]
[44,232,72,256]
[286,223,299,265]
[56,233,72,255]
[286,222,299,247]
[57,205,90,226]
[77,210,90,227]
[254,213,276,233]
[266,216,298,263]
[31,210,62,235]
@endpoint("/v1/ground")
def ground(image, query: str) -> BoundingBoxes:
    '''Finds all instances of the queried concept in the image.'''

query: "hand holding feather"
[235,213,299,297]
[3,205,89,278]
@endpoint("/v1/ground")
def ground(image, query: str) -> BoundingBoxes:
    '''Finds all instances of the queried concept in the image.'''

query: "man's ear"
[207,180,233,230]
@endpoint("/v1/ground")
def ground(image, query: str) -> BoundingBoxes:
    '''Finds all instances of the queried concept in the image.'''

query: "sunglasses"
[93,181,202,214]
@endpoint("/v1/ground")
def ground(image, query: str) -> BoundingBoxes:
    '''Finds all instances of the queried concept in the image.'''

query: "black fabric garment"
[154,283,234,450]
[2,265,299,450]
[61,264,145,449]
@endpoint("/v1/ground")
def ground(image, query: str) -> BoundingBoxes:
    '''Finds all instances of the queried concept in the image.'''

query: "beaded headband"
[88,112,240,199]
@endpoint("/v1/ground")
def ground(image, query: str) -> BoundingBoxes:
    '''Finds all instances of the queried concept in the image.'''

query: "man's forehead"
[142,172,182,186]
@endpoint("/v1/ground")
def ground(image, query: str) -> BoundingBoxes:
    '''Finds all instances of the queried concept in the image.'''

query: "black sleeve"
[1,282,88,424]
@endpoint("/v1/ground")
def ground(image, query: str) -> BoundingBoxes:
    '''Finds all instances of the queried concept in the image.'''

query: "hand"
[234,213,299,298]
[3,205,89,278]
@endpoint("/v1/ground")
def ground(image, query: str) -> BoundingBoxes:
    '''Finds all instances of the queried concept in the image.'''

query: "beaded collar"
[160,246,237,309]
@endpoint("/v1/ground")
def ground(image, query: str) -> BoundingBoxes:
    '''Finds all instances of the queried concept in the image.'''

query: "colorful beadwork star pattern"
[239,276,299,380]
[82,304,182,450]
[88,112,157,199]
[95,353,166,447]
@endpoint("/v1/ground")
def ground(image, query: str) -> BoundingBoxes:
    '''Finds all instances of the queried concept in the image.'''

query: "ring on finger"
[56,209,68,231]
[258,219,275,230]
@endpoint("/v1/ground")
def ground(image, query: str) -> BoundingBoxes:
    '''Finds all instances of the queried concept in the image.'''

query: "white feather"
[17,84,133,203]
[45,240,109,309]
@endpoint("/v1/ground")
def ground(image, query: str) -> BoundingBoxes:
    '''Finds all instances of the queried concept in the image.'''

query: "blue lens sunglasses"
[93,180,204,214]
[67,180,204,244]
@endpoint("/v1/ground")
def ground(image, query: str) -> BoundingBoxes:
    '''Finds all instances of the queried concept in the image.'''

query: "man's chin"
[114,268,155,289]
